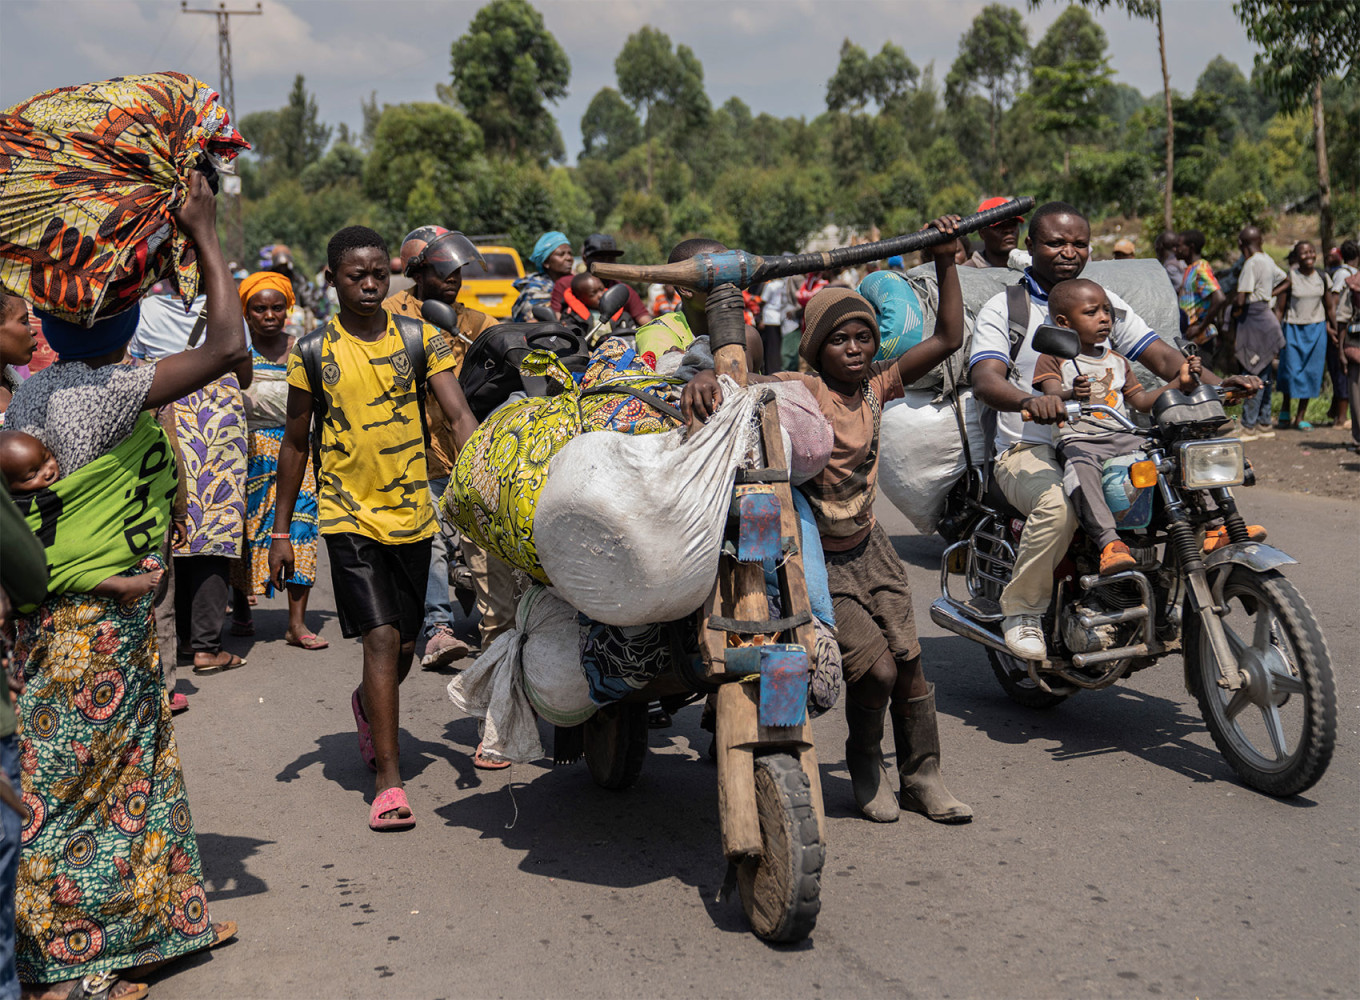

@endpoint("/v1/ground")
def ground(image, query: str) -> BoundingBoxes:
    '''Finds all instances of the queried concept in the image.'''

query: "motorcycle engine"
[1061,602,1119,654]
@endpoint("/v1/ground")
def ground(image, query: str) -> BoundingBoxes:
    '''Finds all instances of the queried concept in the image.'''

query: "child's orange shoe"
[1202,524,1268,553]
[1099,541,1136,575]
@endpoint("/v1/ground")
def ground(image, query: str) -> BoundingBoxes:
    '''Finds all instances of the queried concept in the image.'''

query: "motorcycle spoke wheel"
[986,649,1071,710]
[1188,568,1335,797]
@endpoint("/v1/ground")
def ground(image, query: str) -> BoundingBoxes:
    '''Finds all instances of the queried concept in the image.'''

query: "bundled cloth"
[859,258,1179,394]
[447,586,595,765]
[877,389,987,535]
[534,375,763,626]
[0,71,250,324]
[10,413,176,611]
[445,343,684,581]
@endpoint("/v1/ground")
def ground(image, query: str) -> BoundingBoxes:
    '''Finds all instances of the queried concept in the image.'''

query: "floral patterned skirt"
[231,426,319,595]
[12,555,214,983]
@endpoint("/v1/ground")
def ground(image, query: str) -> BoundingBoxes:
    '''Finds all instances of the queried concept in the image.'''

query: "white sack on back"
[447,585,593,765]
[535,375,761,626]
[878,388,986,534]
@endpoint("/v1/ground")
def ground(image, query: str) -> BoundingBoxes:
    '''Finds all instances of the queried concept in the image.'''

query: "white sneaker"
[1256,428,1276,439]
[1002,614,1046,660]
[1238,428,1259,441]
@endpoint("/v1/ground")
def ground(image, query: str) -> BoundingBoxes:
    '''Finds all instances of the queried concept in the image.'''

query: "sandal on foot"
[473,742,511,770]
[27,972,149,999]
[352,687,377,772]
[369,787,415,831]
[192,652,246,675]
[169,691,189,714]
[286,632,329,650]
[229,619,255,636]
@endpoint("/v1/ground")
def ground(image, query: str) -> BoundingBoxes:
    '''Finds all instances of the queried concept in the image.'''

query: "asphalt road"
[152,485,1357,999]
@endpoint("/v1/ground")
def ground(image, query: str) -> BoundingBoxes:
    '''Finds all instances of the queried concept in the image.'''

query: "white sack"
[878,388,986,534]
[535,375,762,626]
[447,585,593,765]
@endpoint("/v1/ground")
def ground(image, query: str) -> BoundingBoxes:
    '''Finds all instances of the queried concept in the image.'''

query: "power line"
[180,2,262,266]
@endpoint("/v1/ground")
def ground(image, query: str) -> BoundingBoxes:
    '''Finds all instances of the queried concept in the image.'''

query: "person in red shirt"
[550,234,651,324]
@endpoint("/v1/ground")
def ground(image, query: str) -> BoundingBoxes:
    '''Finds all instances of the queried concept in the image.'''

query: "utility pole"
[181,1,261,266]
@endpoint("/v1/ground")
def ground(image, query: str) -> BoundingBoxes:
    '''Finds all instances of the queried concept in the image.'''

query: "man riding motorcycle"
[968,202,1262,661]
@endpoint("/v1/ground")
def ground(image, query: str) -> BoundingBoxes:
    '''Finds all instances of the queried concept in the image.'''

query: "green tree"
[579,87,642,161]
[826,40,919,113]
[237,75,331,187]
[449,0,570,164]
[1235,0,1360,252]
[362,103,484,230]
[614,26,711,191]
[1029,7,1114,176]
[947,4,1030,181]
[1196,55,1270,139]
[1031,1,1174,229]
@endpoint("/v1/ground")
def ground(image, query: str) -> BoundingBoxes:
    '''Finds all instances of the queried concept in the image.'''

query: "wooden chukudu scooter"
[579,199,1035,942]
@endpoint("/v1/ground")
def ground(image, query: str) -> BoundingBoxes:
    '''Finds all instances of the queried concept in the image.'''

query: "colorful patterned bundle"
[445,344,683,582]
[0,72,250,325]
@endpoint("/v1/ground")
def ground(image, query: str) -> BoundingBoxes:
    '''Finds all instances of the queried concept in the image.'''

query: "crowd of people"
[1,155,1354,998]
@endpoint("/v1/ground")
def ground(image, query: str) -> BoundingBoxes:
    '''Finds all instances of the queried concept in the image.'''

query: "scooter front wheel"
[1186,567,1335,797]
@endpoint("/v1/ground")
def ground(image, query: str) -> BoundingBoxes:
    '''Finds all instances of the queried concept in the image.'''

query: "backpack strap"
[973,283,1035,488]
[294,325,328,476]
[391,313,431,448]
[1004,282,1030,363]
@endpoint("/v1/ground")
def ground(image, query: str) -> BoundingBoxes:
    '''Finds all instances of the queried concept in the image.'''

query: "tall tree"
[615,26,710,192]
[826,40,920,113]
[1030,6,1113,176]
[947,4,1030,181]
[449,0,570,164]
[579,87,642,161]
[238,75,331,186]
[1235,0,1360,254]
[1031,1,1174,230]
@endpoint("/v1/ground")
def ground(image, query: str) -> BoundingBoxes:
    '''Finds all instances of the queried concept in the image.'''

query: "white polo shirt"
[969,270,1162,452]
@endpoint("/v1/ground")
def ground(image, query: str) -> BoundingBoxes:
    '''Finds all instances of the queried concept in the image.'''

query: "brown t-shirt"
[382,288,493,478]
[773,361,904,551]
[1033,347,1141,440]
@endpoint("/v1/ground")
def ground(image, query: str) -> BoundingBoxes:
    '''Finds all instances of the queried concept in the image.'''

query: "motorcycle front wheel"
[1186,567,1335,797]
[987,648,1072,709]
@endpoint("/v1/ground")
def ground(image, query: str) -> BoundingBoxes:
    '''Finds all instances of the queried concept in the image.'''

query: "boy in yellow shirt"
[270,226,478,831]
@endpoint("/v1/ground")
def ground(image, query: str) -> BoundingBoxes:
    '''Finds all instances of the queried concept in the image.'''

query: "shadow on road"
[922,634,1270,791]
[273,728,470,803]
[197,832,273,901]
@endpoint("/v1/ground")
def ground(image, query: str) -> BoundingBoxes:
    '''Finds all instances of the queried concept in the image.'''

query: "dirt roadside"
[1240,422,1358,500]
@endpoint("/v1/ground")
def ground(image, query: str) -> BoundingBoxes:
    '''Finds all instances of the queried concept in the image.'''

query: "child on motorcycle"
[1034,278,1202,574]
[681,216,972,825]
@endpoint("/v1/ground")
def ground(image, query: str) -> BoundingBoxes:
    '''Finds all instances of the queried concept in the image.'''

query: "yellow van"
[458,245,525,319]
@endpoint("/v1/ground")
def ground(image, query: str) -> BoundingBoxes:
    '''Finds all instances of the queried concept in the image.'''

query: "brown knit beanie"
[799,287,880,368]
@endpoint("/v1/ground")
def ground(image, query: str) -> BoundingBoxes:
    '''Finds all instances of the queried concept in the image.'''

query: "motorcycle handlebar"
[1019,401,1145,433]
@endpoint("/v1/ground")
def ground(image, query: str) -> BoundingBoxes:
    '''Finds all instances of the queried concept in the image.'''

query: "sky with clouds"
[1,0,1262,162]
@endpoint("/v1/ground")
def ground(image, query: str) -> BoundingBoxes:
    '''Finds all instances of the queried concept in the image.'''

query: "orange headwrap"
[238,271,295,312]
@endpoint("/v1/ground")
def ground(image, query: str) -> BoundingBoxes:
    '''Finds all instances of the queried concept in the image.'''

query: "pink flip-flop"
[351,687,377,772]
[369,786,414,831]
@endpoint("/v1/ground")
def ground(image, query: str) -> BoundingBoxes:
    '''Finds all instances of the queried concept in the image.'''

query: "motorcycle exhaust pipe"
[929,597,1011,656]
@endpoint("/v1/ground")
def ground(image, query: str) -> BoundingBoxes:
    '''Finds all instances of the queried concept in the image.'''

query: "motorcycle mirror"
[421,299,458,333]
[530,305,558,324]
[1031,324,1081,360]
[598,282,630,321]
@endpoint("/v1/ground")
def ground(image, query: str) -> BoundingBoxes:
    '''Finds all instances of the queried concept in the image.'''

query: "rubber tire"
[737,753,824,943]
[987,648,1072,710]
[583,703,648,790]
[1185,567,1336,797]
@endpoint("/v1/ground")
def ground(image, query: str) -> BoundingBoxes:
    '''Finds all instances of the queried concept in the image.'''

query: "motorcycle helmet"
[404,231,485,279]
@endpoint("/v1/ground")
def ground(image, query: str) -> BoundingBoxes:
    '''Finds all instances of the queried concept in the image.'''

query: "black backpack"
[458,322,589,420]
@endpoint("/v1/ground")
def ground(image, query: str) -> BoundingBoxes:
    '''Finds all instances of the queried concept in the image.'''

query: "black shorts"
[324,533,432,641]
[823,523,921,682]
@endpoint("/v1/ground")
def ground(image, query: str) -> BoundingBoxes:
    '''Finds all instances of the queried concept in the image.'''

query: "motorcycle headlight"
[1178,439,1244,488]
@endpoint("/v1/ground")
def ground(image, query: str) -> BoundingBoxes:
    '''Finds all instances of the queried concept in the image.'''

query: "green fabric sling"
[12,412,176,611]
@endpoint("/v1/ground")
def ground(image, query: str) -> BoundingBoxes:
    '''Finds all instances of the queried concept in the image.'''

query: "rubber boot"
[844,700,900,823]
[892,684,973,823]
